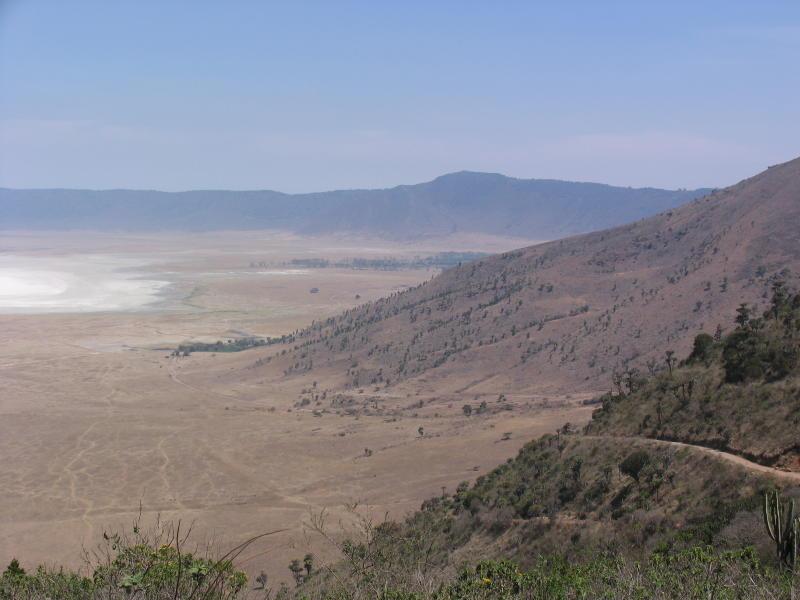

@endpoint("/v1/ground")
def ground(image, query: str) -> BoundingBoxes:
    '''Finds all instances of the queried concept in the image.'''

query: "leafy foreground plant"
[0,516,284,600]
[291,506,799,599]
[302,547,797,599]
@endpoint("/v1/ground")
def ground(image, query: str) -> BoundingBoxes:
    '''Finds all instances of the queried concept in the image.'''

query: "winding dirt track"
[582,435,800,484]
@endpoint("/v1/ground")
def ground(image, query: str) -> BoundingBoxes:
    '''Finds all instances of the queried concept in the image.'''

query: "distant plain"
[0,230,591,581]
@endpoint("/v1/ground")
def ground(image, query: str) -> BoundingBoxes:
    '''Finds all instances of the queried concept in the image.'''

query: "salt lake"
[0,255,169,313]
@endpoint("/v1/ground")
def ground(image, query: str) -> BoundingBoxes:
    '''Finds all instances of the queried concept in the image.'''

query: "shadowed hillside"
[0,173,707,239]
[265,157,800,397]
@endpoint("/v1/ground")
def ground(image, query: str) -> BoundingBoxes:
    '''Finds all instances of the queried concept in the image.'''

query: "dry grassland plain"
[0,231,593,582]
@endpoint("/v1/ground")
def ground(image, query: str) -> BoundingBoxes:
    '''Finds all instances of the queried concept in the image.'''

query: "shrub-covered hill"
[318,432,791,571]
[297,548,796,599]
[293,430,798,598]
[586,281,800,470]
[290,294,800,598]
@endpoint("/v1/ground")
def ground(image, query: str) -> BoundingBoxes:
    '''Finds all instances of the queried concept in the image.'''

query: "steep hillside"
[586,284,800,470]
[295,431,799,598]
[266,157,800,397]
[0,173,706,239]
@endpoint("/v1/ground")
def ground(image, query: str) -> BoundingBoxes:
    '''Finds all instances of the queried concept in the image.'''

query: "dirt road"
[583,435,800,484]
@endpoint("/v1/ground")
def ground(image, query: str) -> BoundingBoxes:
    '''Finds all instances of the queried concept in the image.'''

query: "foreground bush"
[307,547,797,599]
[435,549,794,600]
[2,521,797,599]
[0,519,259,600]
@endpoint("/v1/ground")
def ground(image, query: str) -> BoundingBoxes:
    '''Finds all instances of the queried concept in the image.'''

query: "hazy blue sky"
[1,1,798,192]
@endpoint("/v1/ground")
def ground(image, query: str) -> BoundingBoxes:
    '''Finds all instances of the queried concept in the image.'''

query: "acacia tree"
[664,350,676,375]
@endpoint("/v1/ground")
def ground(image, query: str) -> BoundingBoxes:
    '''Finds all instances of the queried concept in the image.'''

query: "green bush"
[0,523,252,600]
[304,548,796,599]
[723,329,768,382]
[619,450,650,482]
[688,332,714,364]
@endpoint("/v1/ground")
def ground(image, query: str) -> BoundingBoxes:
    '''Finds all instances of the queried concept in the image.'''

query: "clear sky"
[1,1,798,192]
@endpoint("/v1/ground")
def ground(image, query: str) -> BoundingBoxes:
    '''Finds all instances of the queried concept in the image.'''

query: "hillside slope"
[0,173,707,239]
[297,431,799,598]
[586,285,800,470]
[266,157,800,397]
[294,303,800,597]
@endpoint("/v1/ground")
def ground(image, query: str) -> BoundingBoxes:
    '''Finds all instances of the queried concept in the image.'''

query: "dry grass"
[0,230,572,586]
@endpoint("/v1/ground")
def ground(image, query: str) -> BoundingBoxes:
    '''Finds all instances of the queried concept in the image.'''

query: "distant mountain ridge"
[0,172,709,239]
